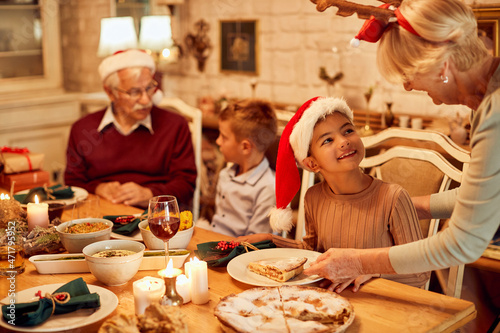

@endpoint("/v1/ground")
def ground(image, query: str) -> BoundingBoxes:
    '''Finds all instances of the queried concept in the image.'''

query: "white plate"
[29,250,190,274]
[0,283,118,332]
[16,186,89,207]
[227,248,322,287]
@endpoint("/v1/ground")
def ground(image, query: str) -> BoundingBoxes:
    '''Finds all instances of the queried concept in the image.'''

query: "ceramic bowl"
[83,240,145,286]
[56,218,113,253]
[138,220,194,250]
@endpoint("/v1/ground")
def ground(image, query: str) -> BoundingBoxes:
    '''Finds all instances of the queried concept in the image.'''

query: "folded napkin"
[1,278,100,327]
[14,184,75,204]
[104,210,147,236]
[196,240,276,267]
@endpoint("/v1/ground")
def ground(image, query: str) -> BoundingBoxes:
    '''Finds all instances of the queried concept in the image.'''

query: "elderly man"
[65,49,197,208]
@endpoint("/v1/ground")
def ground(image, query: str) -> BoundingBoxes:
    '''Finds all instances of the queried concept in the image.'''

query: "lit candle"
[176,274,191,304]
[133,276,166,315]
[27,195,49,231]
[0,194,10,200]
[158,259,183,306]
[185,257,209,305]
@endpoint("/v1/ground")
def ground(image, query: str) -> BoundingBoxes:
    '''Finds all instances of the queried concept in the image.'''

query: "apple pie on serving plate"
[214,285,354,333]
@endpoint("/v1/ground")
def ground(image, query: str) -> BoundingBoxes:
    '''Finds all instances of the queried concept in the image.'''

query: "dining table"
[0,194,477,333]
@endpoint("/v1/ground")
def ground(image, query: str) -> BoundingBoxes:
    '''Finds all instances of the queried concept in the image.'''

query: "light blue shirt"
[211,158,276,237]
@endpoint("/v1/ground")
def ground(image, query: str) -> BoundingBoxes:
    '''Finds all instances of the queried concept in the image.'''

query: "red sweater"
[64,106,197,207]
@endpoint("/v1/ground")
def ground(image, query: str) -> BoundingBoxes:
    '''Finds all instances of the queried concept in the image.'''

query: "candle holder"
[160,275,184,307]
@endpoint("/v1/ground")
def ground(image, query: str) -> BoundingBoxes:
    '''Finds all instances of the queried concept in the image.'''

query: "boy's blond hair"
[219,99,278,153]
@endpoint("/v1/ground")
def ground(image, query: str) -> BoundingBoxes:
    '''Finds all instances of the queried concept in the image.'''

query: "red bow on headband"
[351,4,420,47]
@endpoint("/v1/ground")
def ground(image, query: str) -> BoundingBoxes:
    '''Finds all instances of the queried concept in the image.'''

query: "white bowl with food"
[138,220,194,250]
[83,239,145,286]
[56,218,113,253]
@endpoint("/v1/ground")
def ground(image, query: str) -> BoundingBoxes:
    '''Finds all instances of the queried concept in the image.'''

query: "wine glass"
[148,195,180,269]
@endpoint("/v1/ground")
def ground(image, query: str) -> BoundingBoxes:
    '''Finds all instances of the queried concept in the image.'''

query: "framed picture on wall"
[473,6,500,56]
[220,20,258,75]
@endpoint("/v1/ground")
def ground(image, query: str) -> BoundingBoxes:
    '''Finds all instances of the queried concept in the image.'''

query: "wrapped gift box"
[0,170,50,192]
[1,151,45,174]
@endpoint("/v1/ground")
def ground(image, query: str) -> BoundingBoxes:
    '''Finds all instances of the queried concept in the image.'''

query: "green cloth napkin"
[105,209,147,236]
[1,277,100,327]
[14,184,75,204]
[196,240,276,267]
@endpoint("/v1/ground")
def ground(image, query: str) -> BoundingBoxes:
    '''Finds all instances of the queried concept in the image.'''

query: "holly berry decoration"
[215,240,240,251]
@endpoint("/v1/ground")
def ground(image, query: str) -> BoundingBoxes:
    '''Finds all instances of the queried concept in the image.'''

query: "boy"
[237,97,430,291]
[209,99,277,237]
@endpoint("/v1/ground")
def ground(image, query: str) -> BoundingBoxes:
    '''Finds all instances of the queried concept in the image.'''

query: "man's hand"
[95,182,121,202]
[111,182,153,207]
[95,182,153,207]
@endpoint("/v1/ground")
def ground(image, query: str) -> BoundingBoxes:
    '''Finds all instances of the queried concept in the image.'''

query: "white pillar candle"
[176,274,191,304]
[133,276,166,315]
[27,195,49,231]
[185,257,209,305]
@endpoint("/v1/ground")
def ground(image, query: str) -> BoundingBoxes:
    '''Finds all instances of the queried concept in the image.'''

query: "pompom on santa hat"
[270,96,353,233]
[98,49,163,104]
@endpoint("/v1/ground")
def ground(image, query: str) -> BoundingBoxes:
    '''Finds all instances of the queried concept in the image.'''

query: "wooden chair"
[360,127,470,298]
[158,97,203,223]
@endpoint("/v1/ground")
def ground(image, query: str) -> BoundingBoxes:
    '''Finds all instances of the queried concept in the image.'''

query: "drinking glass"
[72,197,100,220]
[147,195,180,269]
[360,91,374,136]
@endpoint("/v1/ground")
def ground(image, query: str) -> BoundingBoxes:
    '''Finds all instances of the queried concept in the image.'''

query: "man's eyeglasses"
[114,81,158,99]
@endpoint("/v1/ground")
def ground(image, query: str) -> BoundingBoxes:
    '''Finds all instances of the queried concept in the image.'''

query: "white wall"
[162,0,490,121]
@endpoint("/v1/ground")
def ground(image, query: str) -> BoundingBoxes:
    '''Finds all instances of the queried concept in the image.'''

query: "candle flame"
[34,195,39,204]
[0,193,10,200]
[190,257,200,263]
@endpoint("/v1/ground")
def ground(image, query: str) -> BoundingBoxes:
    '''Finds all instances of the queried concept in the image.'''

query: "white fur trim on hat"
[269,207,294,233]
[289,97,353,170]
[98,49,156,81]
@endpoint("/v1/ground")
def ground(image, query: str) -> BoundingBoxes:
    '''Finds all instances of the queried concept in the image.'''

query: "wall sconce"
[97,17,138,57]
[184,19,212,72]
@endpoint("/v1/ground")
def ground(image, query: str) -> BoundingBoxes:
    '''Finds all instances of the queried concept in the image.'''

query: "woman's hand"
[304,248,364,284]
[319,274,379,293]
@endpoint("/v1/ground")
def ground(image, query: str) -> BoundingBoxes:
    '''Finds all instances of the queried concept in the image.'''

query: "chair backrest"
[158,97,202,223]
[360,127,470,298]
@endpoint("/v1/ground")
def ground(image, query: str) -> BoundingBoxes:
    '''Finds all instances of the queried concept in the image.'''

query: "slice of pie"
[248,257,308,282]
[214,286,355,333]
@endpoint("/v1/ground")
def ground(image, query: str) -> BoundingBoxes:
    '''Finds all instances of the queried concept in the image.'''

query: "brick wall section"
[58,0,484,119]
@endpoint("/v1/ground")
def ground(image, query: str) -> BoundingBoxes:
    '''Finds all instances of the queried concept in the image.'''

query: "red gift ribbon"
[1,146,32,171]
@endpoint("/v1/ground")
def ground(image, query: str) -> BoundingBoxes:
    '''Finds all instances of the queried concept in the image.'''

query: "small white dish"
[56,218,113,253]
[138,220,194,250]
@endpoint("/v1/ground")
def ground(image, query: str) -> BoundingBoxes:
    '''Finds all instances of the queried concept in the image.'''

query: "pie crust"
[214,286,355,333]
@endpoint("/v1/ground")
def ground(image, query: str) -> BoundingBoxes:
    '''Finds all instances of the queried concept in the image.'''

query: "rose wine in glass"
[148,195,180,269]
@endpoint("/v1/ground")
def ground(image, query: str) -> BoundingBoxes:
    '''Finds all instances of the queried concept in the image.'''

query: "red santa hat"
[350,5,421,48]
[98,49,156,81]
[270,96,353,233]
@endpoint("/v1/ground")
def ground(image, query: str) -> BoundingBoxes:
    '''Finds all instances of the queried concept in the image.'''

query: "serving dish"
[29,249,191,274]
[56,218,113,253]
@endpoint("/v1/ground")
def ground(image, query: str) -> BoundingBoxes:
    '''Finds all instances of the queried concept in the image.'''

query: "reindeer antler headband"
[310,0,420,46]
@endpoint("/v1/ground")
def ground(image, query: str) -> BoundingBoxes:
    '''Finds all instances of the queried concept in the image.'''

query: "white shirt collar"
[97,105,154,135]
